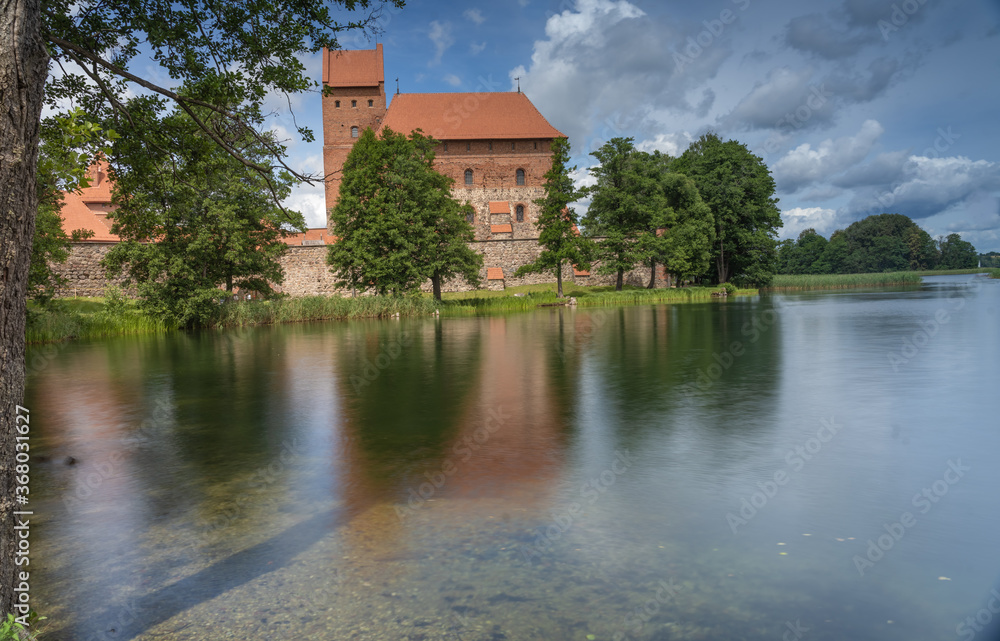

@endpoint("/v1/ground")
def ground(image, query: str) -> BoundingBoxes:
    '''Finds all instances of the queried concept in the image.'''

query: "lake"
[24,274,1000,640]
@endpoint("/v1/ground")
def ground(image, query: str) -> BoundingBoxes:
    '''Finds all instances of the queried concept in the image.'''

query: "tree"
[582,138,662,291]
[103,105,305,328]
[514,138,592,297]
[327,127,481,298]
[651,170,716,285]
[938,233,978,269]
[840,213,936,272]
[1,0,402,618]
[672,133,783,285]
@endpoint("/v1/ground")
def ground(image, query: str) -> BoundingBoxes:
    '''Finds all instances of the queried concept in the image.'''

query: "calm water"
[24,274,1000,641]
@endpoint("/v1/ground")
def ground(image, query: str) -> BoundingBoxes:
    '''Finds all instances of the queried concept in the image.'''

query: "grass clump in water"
[209,295,439,327]
[766,272,924,290]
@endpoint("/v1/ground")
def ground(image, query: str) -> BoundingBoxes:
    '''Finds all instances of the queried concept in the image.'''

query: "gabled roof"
[78,161,113,203]
[59,191,119,242]
[323,44,384,87]
[381,92,565,140]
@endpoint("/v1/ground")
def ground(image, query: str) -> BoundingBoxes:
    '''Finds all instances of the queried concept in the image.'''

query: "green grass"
[26,298,169,343]
[989,269,1000,279]
[909,268,991,276]
[438,282,753,315]
[208,295,439,327]
[766,272,925,290]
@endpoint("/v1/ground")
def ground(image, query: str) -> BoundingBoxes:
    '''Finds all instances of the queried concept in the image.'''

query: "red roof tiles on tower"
[323,44,384,87]
[489,201,511,214]
[381,92,565,140]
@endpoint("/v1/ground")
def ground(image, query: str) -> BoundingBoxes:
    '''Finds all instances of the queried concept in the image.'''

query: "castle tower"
[321,43,387,231]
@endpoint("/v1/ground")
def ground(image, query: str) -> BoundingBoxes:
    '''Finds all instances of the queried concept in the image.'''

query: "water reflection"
[24,275,1000,640]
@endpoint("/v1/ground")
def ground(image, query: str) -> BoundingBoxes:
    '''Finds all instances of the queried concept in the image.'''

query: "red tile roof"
[489,201,511,214]
[323,44,384,87]
[381,92,565,140]
[281,229,333,246]
[77,161,113,203]
[58,191,119,242]
[490,224,513,234]
[487,267,504,280]
[573,267,591,276]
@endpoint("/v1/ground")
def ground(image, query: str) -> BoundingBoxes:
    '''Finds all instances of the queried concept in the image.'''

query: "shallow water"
[24,274,1000,640]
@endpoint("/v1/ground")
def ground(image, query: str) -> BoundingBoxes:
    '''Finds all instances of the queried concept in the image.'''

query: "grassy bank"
[439,283,753,315]
[26,299,169,343]
[766,272,924,290]
[989,269,1000,279]
[210,295,439,327]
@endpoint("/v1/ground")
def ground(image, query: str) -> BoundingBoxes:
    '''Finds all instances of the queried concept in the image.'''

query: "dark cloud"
[830,150,909,188]
[784,13,877,59]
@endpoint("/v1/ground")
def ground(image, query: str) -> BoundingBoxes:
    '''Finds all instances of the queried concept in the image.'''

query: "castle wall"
[50,243,127,297]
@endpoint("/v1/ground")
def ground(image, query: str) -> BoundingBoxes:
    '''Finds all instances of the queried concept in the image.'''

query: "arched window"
[351,126,359,138]
[335,100,341,108]
[516,205,524,222]
[516,169,526,186]
[464,169,473,185]
[466,210,474,223]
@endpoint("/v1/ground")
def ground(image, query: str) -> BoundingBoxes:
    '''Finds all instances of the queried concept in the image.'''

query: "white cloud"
[428,21,454,66]
[463,9,485,25]
[470,41,487,55]
[773,119,884,193]
[284,182,327,229]
[635,132,695,158]
[443,74,462,87]
[780,207,839,239]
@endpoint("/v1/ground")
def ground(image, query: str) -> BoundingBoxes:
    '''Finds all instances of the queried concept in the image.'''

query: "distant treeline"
[777,213,981,274]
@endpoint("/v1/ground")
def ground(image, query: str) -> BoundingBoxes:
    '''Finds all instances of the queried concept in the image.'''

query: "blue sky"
[271,0,1000,252]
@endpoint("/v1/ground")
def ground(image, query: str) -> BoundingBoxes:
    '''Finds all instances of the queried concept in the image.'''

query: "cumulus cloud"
[830,150,909,188]
[780,207,839,239]
[470,41,487,55]
[464,9,485,25]
[635,132,695,158]
[284,182,327,229]
[443,73,462,87]
[773,119,884,193]
[428,21,454,65]
[846,155,1000,220]
[511,0,732,149]
[720,66,834,131]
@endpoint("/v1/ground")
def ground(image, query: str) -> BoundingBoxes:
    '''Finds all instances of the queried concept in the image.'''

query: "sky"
[268,0,1000,251]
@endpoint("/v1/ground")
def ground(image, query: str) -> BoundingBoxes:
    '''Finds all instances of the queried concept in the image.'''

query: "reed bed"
[209,295,439,327]
[766,272,923,290]
[26,307,168,343]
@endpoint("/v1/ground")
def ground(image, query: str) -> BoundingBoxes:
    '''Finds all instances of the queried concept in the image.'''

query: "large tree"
[672,133,782,285]
[1,0,402,619]
[938,233,978,270]
[514,137,592,297]
[582,138,663,291]
[327,127,481,298]
[103,104,306,328]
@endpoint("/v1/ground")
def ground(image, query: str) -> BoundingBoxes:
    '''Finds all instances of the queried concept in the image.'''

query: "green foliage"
[653,169,716,283]
[327,127,481,298]
[768,272,923,290]
[937,233,978,269]
[100,285,129,319]
[672,133,782,286]
[103,104,305,328]
[210,295,439,327]
[514,137,593,296]
[0,611,45,640]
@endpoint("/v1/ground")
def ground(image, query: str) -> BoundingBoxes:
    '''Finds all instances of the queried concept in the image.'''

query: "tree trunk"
[0,0,48,618]
[555,263,563,298]
[615,268,624,291]
[647,259,656,289]
[717,237,727,284]
[431,274,441,302]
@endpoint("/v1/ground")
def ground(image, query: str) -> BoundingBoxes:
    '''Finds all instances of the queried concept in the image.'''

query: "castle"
[53,45,661,296]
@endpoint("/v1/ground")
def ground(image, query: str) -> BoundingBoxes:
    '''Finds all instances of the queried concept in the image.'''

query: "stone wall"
[57,238,670,299]
[51,243,127,297]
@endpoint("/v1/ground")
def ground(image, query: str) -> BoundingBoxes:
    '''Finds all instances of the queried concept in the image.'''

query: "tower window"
[516,169,525,186]
[464,169,473,185]
[534,141,538,150]
[466,142,471,151]
[351,126,359,138]
[511,142,516,151]
[351,100,357,107]
[516,205,524,222]
[335,100,341,108]
[466,211,474,223]
[368,99,373,107]
[443,142,448,152]
[488,142,492,152]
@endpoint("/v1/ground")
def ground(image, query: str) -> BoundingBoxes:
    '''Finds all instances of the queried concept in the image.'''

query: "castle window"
[351,126,359,138]
[516,205,524,222]
[464,169,473,185]
[351,100,357,107]
[335,100,341,108]
[466,210,474,223]
[488,142,492,152]
[516,169,525,186]
[534,141,538,150]
[443,142,448,152]
[511,142,516,151]
[368,99,373,107]
[466,142,471,151]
